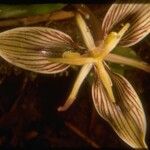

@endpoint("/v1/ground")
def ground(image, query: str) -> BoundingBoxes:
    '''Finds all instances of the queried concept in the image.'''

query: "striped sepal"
[0,27,78,74]
[102,0,150,47]
[92,72,147,148]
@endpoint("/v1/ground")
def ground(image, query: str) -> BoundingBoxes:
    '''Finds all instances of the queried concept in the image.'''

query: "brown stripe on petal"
[2,52,69,72]
[102,1,150,47]
[36,28,73,42]
[92,67,147,148]
[111,73,147,146]
[1,34,59,48]
[114,74,143,111]
[5,55,69,74]
[0,37,47,48]
[0,27,80,74]
[105,91,139,146]
[121,8,150,43]
[30,29,66,44]
[39,63,66,71]
[4,31,53,45]
[92,80,140,147]
[114,79,144,133]
[111,74,146,133]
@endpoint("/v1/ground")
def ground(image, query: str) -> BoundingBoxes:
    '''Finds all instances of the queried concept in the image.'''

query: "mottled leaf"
[102,0,150,47]
[0,27,78,74]
[92,69,147,148]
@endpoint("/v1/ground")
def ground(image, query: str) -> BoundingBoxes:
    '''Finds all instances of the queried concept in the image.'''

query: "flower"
[0,1,149,149]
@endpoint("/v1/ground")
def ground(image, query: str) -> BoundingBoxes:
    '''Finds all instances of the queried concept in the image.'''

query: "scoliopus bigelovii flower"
[0,1,149,149]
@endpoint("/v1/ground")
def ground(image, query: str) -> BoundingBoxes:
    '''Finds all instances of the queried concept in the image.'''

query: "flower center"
[89,23,130,63]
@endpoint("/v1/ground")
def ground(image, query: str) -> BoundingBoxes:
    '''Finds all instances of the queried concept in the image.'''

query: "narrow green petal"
[0,27,79,74]
[76,13,96,50]
[92,71,147,148]
[94,61,115,102]
[58,64,93,111]
[106,53,150,73]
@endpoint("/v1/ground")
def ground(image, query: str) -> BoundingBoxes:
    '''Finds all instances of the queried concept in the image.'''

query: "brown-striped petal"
[92,71,147,148]
[0,27,78,74]
[102,0,150,47]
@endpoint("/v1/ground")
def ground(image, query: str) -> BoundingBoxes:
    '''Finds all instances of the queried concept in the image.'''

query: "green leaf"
[0,4,66,19]
[112,46,139,59]
[109,63,125,75]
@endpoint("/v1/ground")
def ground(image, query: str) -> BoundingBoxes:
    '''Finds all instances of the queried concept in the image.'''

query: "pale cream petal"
[102,0,150,47]
[92,70,147,148]
[0,27,79,74]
